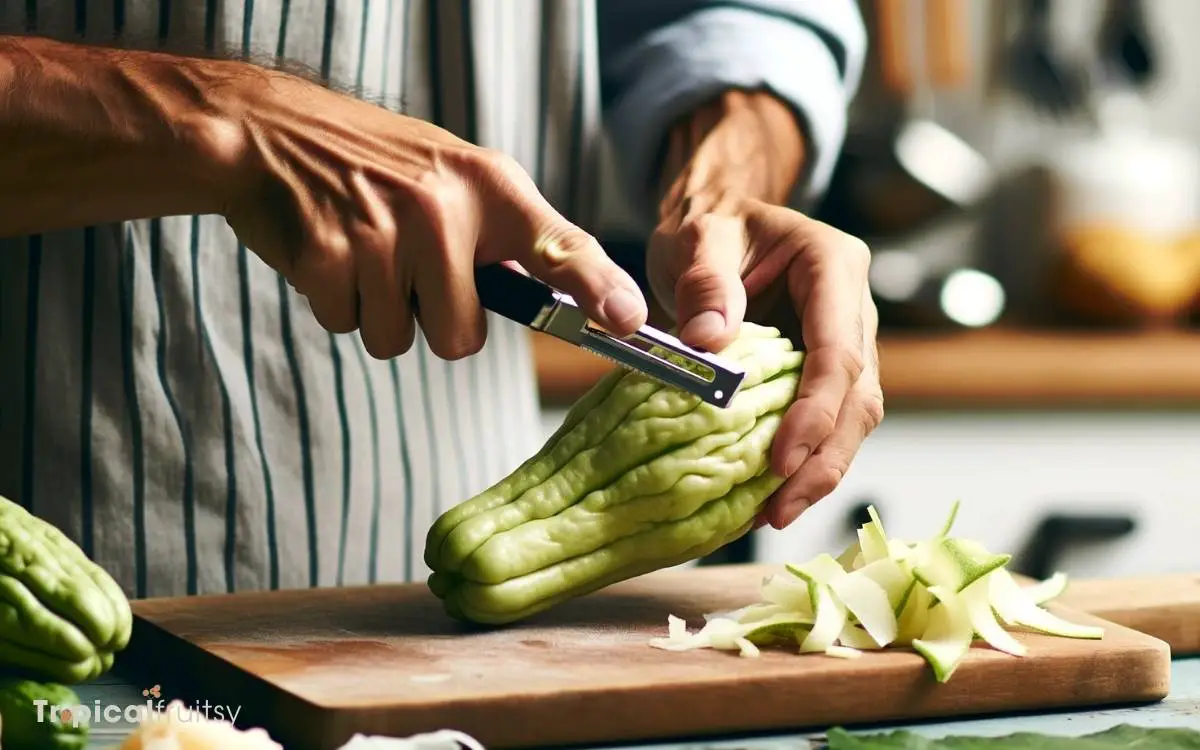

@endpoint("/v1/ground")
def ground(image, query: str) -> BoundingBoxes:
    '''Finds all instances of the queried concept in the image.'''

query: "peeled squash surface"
[424,323,804,625]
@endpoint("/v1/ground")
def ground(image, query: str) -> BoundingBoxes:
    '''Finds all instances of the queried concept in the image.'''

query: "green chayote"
[0,677,89,749]
[424,322,804,624]
[0,496,132,683]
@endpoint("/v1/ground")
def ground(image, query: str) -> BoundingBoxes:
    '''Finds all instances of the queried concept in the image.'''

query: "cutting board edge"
[121,602,1171,750]
[119,565,1176,750]
[124,599,1169,709]
[252,649,1173,750]
[1056,573,1200,655]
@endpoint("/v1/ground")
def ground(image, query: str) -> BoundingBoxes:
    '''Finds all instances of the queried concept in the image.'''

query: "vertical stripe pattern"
[0,0,598,599]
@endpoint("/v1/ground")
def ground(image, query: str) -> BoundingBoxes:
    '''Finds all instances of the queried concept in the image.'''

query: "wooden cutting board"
[124,564,1169,750]
[1057,574,1200,655]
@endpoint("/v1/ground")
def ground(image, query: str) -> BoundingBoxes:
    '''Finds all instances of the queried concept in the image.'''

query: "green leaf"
[825,724,1200,749]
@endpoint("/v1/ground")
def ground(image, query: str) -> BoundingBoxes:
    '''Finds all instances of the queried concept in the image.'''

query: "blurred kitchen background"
[534,0,1200,581]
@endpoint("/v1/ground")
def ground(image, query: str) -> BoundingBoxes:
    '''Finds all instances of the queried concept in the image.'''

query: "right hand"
[205,68,648,360]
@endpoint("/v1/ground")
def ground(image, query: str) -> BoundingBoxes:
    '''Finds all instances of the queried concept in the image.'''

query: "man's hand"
[0,36,648,361]
[647,90,883,529]
[216,71,648,360]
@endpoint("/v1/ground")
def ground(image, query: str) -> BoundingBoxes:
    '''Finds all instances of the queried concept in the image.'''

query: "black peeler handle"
[474,263,558,327]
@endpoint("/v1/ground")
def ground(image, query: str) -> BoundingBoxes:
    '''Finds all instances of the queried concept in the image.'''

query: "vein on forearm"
[657,88,806,221]
[0,35,244,236]
[0,34,403,239]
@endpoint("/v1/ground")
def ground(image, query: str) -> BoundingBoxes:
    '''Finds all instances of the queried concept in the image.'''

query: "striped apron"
[0,0,603,599]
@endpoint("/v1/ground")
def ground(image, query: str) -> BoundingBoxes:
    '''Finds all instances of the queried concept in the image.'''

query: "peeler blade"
[474,262,746,408]
[579,325,745,409]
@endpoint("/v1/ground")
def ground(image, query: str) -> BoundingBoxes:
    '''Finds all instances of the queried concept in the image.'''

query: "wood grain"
[532,328,1200,409]
[1057,574,1200,656]
[124,564,1169,750]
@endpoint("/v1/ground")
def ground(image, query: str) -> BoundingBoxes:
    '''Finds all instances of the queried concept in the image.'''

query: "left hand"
[645,196,884,530]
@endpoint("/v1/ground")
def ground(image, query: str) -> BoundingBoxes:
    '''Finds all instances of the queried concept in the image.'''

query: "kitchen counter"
[533,327,1200,410]
[79,657,1200,748]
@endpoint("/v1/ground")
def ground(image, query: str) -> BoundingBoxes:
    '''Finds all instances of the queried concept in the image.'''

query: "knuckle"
[467,147,532,190]
[488,149,528,182]
[809,461,849,500]
[535,225,599,274]
[676,213,714,246]
[314,306,358,335]
[859,391,886,432]
[807,404,840,440]
[352,229,397,269]
[361,333,400,361]
[837,345,867,385]
[412,170,471,236]
[370,210,399,250]
[298,235,353,283]
[428,330,485,361]
[675,260,723,298]
[843,235,872,271]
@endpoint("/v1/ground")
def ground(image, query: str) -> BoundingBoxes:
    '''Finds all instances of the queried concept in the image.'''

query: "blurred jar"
[1046,101,1200,327]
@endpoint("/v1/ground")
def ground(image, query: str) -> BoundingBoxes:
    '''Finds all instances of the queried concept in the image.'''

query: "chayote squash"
[0,495,132,683]
[0,677,89,749]
[425,322,804,624]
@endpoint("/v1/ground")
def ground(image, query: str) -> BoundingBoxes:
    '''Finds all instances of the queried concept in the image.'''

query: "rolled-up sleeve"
[598,0,867,219]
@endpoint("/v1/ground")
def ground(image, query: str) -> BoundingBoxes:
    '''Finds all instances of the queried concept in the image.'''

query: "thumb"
[496,190,648,337]
[672,217,748,352]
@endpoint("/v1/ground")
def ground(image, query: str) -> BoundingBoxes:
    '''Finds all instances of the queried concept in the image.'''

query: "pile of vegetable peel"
[649,501,1105,682]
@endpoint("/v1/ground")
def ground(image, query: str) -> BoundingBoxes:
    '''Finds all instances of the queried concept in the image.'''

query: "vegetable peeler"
[475,262,746,408]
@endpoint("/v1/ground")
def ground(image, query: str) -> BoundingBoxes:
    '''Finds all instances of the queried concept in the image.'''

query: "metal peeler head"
[574,319,747,409]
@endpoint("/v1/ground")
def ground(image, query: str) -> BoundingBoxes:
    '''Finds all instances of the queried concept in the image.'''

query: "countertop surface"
[533,327,1200,410]
[79,657,1200,748]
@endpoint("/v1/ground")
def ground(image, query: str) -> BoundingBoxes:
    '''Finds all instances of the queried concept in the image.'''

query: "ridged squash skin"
[424,323,804,624]
[0,496,132,683]
[0,678,89,749]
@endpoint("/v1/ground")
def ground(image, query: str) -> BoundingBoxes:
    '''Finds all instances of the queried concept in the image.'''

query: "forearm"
[600,2,865,226]
[656,88,806,221]
[0,35,244,237]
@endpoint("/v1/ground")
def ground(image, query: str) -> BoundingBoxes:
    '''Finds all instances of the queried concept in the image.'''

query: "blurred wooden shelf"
[532,327,1200,411]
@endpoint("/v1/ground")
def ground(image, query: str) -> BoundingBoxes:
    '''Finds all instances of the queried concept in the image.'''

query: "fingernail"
[603,287,645,329]
[680,310,725,345]
[783,446,811,476]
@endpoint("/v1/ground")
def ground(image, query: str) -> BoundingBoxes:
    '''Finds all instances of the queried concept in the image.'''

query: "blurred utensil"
[893,0,992,210]
[815,0,992,240]
[1004,0,1089,116]
[1097,0,1157,89]
[870,246,1007,330]
[926,0,971,89]
[874,0,914,97]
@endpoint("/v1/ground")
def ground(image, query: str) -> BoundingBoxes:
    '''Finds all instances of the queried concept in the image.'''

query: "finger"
[671,214,748,353]
[395,263,418,355]
[295,202,359,334]
[349,171,415,359]
[527,221,646,337]
[765,385,884,529]
[769,233,869,478]
[489,178,647,337]
[408,178,487,361]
